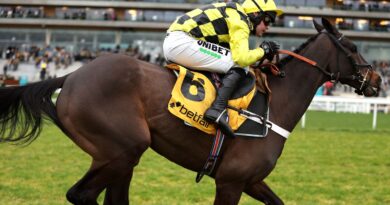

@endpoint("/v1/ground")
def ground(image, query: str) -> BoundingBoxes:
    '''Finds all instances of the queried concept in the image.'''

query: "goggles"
[261,14,273,26]
[249,11,276,28]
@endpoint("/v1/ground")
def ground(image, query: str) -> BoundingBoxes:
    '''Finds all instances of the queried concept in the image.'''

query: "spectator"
[2,61,8,76]
[142,53,151,62]
[12,50,20,71]
[378,61,389,76]
[129,46,142,59]
[114,45,120,53]
[5,46,15,60]
[155,53,166,66]
[377,61,390,97]
[315,85,324,96]
[0,75,4,87]
[323,81,334,96]
[40,58,48,80]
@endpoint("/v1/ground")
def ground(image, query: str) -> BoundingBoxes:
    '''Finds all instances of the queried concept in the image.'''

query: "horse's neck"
[268,38,330,132]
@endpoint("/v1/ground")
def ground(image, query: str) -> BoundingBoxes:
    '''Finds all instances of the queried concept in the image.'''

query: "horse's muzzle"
[363,75,382,97]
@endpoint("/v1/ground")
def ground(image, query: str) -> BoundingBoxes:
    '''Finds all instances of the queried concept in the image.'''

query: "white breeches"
[163,31,236,74]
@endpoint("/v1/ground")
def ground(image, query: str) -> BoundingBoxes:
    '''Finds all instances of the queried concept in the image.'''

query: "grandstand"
[0,0,389,97]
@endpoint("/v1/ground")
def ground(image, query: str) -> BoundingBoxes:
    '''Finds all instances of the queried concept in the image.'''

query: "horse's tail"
[0,75,68,144]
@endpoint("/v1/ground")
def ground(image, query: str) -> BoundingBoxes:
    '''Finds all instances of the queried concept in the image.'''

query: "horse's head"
[313,18,382,97]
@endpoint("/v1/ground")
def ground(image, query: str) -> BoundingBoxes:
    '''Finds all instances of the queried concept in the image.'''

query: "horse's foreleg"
[212,134,285,205]
[244,181,284,205]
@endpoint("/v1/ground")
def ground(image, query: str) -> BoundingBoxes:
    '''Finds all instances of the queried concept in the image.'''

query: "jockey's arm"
[226,8,265,67]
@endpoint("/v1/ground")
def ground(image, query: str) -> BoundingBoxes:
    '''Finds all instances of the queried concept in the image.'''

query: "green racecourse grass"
[0,111,389,205]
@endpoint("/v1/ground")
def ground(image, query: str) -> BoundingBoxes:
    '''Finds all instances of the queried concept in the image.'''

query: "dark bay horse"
[0,18,382,205]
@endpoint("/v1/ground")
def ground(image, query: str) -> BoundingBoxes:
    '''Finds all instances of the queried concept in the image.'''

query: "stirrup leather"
[215,109,228,123]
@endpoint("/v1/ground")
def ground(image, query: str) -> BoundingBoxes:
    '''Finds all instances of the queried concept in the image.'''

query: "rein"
[278,49,339,82]
[278,50,317,66]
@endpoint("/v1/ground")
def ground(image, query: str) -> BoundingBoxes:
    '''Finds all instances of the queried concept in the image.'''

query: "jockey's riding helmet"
[242,0,283,28]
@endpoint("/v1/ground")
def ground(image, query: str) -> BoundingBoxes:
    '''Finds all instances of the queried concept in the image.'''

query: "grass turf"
[0,111,389,204]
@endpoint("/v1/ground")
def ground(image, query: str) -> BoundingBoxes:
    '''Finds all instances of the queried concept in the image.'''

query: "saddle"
[166,64,271,137]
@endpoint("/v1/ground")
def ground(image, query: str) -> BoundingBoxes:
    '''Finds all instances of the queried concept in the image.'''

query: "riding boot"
[204,67,246,138]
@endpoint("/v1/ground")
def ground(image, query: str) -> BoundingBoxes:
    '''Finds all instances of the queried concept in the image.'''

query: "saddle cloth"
[167,64,269,135]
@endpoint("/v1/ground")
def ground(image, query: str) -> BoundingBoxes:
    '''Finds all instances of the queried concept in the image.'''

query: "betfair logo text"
[174,103,209,128]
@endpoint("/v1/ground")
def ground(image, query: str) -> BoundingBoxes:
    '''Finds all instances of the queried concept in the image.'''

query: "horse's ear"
[313,19,324,33]
[322,17,340,36]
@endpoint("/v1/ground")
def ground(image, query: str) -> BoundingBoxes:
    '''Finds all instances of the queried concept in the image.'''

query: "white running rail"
[302,96,390,129]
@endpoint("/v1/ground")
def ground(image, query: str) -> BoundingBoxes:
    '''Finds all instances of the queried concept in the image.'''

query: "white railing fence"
[301,96,390,129]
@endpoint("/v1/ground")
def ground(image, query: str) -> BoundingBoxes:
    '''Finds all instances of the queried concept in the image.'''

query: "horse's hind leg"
[214,181,245,205]
[244,181,284,205]
[66,156,130,205]
[64,120,151,205]
[66,161,106,205]
[66,151,140,205]
[103,169,133,205]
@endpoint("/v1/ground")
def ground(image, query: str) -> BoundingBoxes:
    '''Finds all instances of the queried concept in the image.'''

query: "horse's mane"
[277,33,321,68]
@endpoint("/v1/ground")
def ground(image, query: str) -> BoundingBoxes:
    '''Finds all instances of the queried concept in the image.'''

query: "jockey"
[163,0,283,138]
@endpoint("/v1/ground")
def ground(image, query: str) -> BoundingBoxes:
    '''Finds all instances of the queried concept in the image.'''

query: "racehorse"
[0,18,381,205]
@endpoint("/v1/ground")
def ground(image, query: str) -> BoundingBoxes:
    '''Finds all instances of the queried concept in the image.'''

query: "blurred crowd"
[2,3,389,32]
[335,0,390,12]
[74,45,165,66]
[1,44,389,98]
[1,44,165,85]
[0,6,43,18]
[1,46,73,75]
[374,60,390,97]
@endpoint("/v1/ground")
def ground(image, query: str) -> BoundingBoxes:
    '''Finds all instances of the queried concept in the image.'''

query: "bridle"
[325,32,374,95]
[278,31,375,95]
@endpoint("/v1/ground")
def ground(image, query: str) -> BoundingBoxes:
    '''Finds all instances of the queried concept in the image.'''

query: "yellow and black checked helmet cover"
[168,2,251,48]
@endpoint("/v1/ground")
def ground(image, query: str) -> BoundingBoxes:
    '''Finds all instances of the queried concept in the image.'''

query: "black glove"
[260,41,280,61]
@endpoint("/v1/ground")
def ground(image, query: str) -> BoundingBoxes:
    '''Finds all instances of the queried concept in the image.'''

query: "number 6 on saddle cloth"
[167,64,270,138]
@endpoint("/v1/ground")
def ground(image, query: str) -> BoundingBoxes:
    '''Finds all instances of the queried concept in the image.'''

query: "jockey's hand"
[260,41,280,61]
